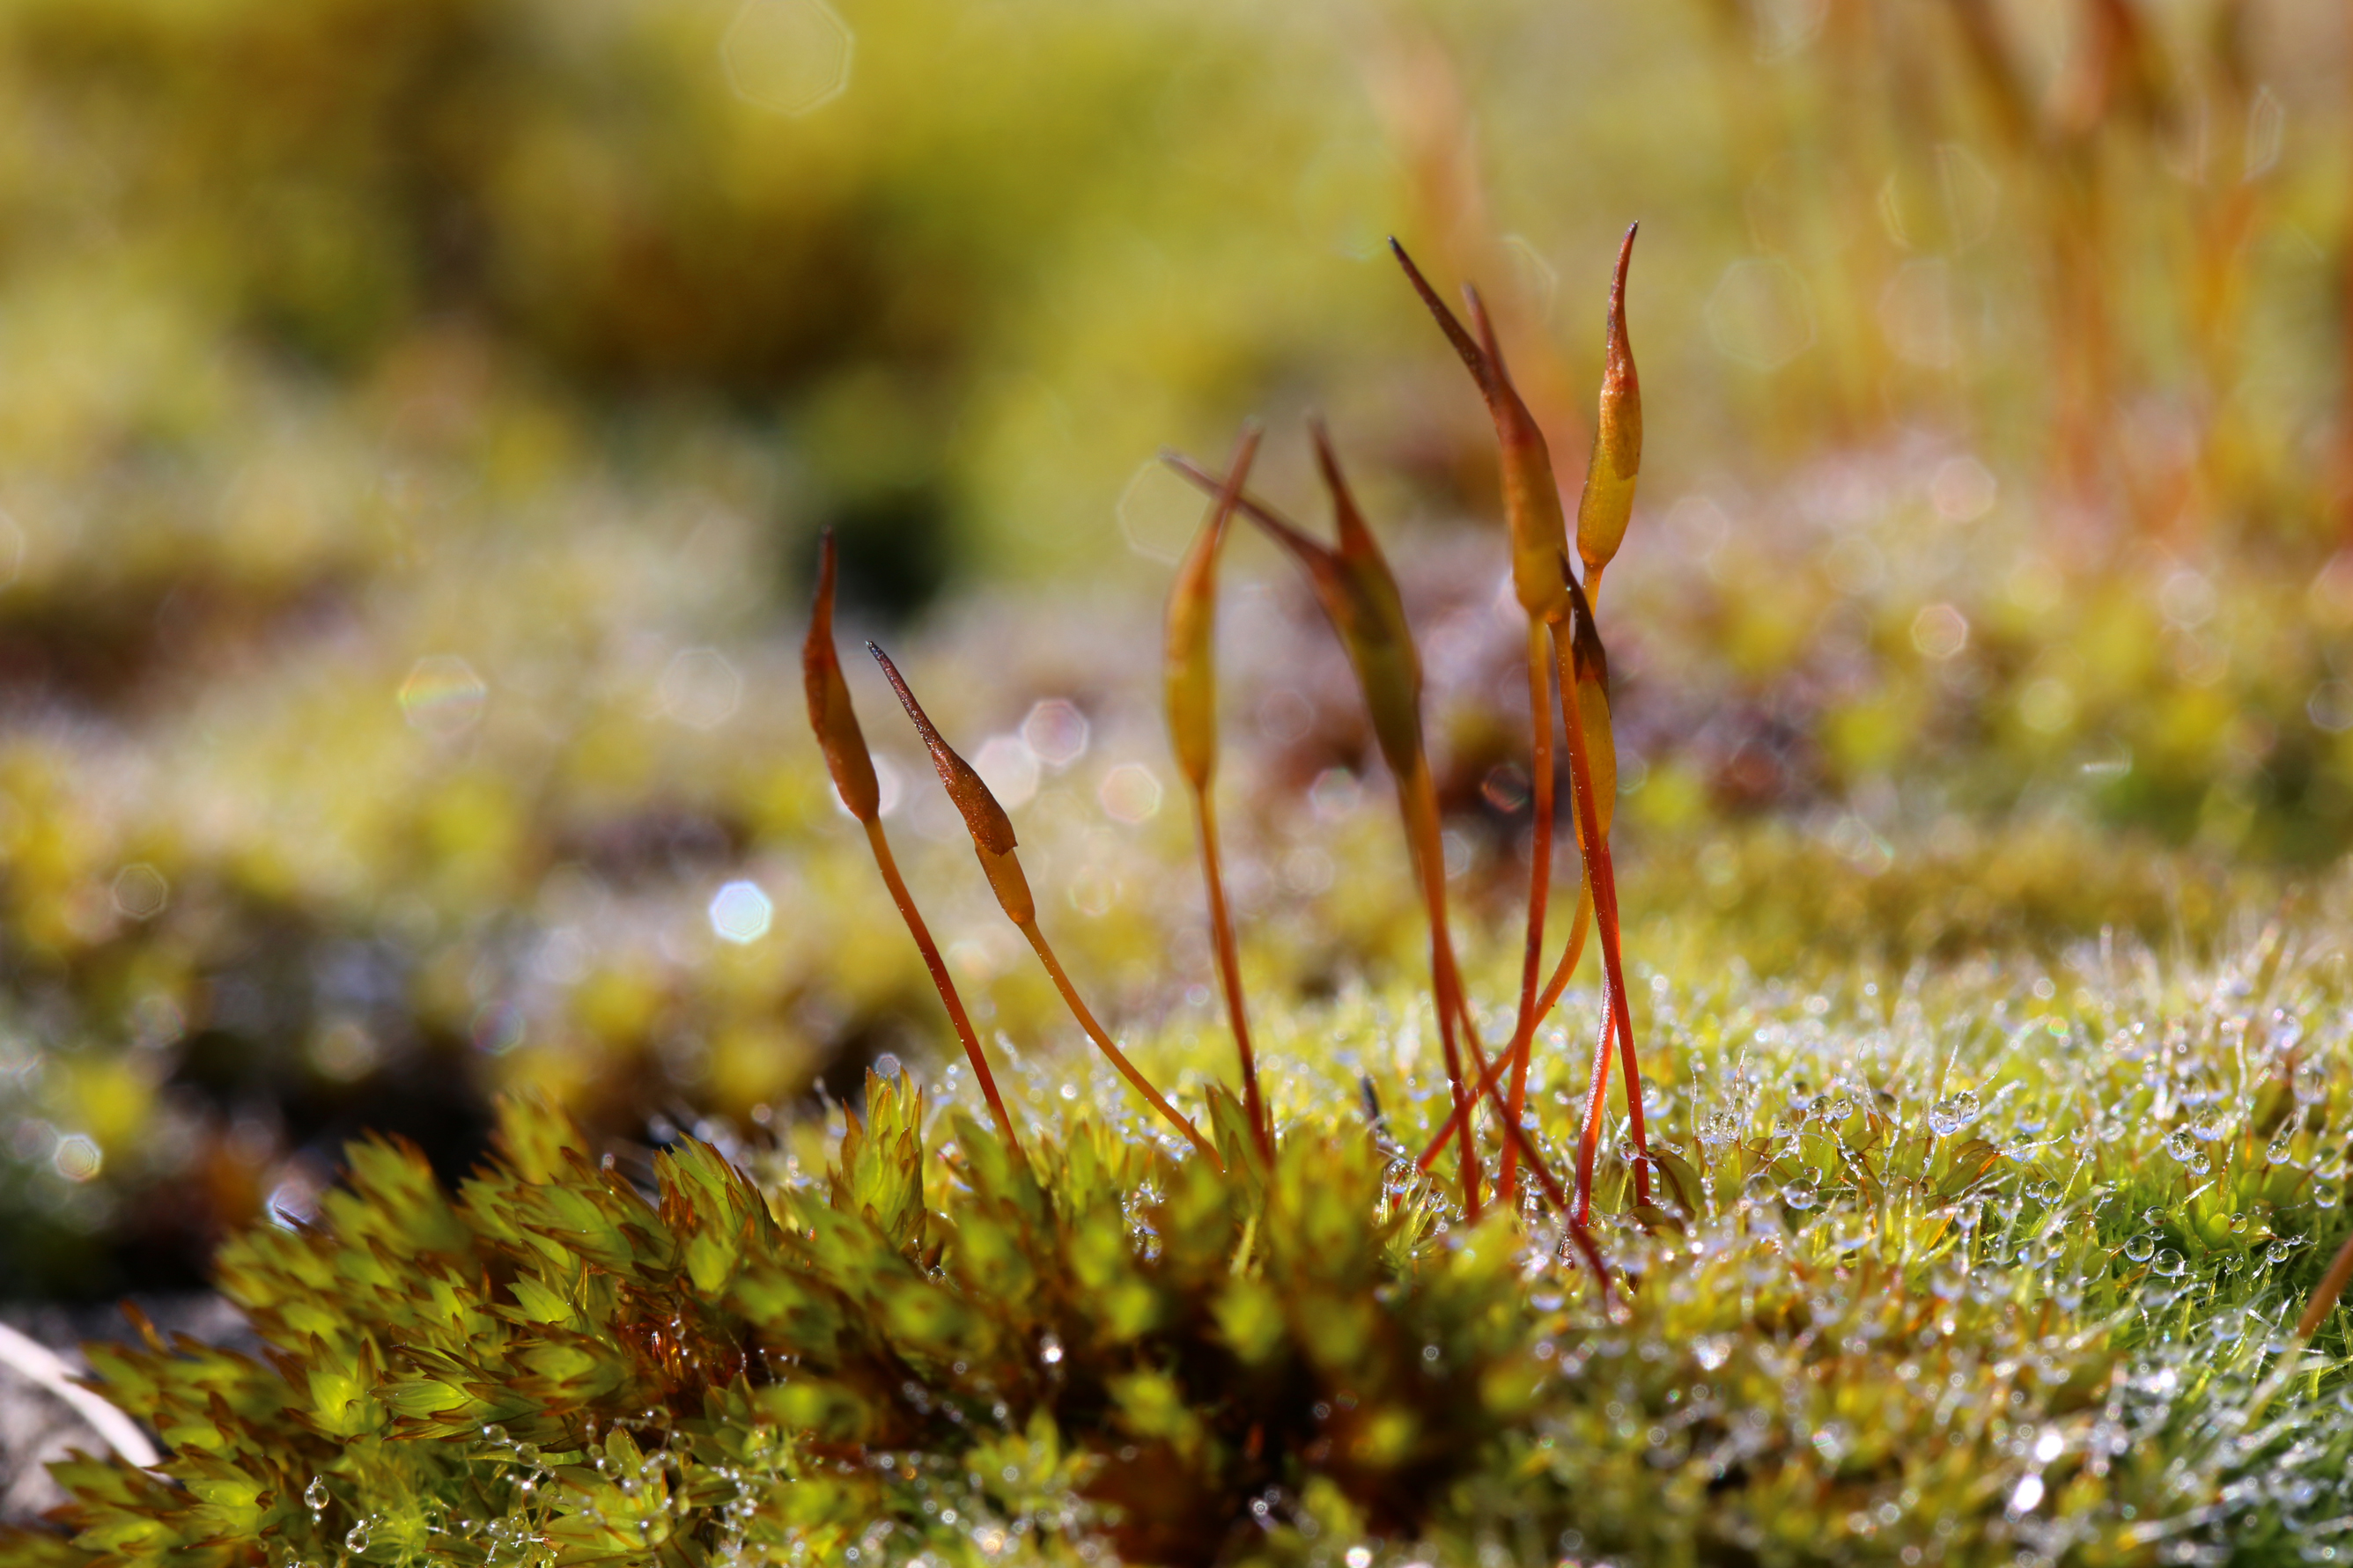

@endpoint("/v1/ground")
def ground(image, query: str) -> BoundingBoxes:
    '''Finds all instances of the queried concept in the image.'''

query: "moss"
[8,916,2351,1565]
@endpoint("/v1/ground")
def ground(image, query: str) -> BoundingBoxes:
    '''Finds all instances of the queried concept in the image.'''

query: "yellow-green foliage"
[11,909,2353,1565]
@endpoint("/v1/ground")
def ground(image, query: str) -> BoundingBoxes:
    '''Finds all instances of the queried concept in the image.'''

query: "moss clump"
[10,918,2352,1565]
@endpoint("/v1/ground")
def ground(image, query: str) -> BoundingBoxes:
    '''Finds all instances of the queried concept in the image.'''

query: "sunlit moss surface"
[4,908,2348,1565]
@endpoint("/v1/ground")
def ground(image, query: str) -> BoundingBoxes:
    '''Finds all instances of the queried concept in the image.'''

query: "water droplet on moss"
[304,1477,328,1513]
[2151,1248,2187,1279]
[1698,1109,1742,1145]
[1927,1092,1980,1137]
[2125,1233,2156,1262]
[1781,1176,1819,1210]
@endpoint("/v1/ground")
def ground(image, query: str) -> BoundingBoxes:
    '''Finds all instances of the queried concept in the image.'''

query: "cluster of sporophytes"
[11,248,2353,1568]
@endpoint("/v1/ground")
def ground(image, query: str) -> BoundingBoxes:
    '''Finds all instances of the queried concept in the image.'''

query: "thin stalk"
[1018,921,1223,1172]
[1398,760,1484,1219]
[1496,617,1555,1204]
[2296,1228,2353,1341]
[1553,623,1649,1220]
[1417,874,1590,1169]
[2241,1226,2353,1423]
[1535,874,1594,1021]
[1195,791,1271,1160]
[863,820,1022,1159]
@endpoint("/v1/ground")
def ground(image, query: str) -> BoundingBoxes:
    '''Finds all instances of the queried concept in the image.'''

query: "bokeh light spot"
[1098,762,1162,824]
[709,880,774,944]
[398,655,488,739]
[1930,456,1997,520]
[1708,258,1816,370]
[1117,460,1206,564]
[110,863,170,921]
[1022,699,1089,768]
[722,0,853,116]
[53,1134,101,1183]
[1911,604,1970,661]
[660,647,743,730]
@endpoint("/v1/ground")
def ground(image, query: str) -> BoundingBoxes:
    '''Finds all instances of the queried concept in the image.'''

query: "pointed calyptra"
[867,645,1036,926]
[1166,424,1260,792]
[802,532,881,823]
[1391,239,1571,626]
[1574,225,1641,605]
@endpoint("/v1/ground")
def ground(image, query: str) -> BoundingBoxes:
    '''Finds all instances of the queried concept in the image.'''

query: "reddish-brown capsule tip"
[1390,238,1496,398]
[867,644,1017,857]
[802,532,881,822]
[1394,240,1570,622]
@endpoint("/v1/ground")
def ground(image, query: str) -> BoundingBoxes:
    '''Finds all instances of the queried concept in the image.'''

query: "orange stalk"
[1399,761,1484,1220]
[1553,593,1649,1222]
[1193,793,1267,1159]
[1166,425,1271,1160]
[867,643,1221,1171]
[1417,873,1588,1171]
[1495,618,1555,1204]
[862,821,1022,1159]
[801,532,1020,1158]
[1162,436,1485,1214]
[2296,1228,2353,1341]
[1017,922,1223,1171]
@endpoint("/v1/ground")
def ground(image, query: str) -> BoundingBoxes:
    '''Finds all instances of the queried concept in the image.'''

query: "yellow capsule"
[1575,225,1642,604]
[800,531,881,823]
[1165,425,1260,792]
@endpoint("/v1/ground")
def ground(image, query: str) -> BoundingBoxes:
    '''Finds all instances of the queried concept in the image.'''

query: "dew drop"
[304,1477,328,1513]
[1928,1092,1981,1137]
[1782,1176,1820,1210]
[2150,1248,2187,1279]
[2125,1233,2157,1263]
[1698,1109,1743,1146]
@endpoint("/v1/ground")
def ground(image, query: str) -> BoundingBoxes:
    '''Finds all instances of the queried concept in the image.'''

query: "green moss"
[11,919,2350,1564]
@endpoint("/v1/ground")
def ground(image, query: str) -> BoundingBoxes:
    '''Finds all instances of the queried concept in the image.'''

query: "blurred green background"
[4,0,2352,1296]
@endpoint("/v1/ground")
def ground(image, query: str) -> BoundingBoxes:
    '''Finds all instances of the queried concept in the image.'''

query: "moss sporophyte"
[13,241,2353,1567]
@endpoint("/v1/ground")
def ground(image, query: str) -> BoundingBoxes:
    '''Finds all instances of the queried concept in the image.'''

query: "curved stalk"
[863,821,1022,1159]
[1417,874,1590,1170]
[1195,792,1270,1159]
[1553,622,1649,1221]
[1398,761,1484,1218]
[1496,618,1556,1204]
[1018,920,1223,1171]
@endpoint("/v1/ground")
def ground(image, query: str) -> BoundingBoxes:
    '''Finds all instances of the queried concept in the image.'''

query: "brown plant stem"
[862,820,1022,1159]
[1554,620,1648,1221]
[1018,919,1223,1172]
[1399,759,1484,1219]
[1416,874,1589,1169]
[1195,791,1270,1160]
[1495,617,1555,1205]
[2296,1228,2353,1341]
